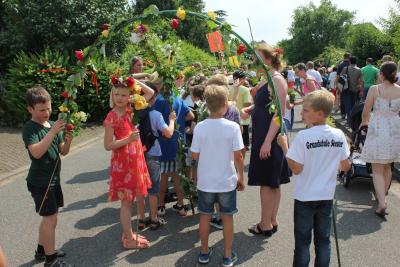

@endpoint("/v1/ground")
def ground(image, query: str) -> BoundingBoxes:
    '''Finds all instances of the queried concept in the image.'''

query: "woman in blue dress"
[242,43,290,237]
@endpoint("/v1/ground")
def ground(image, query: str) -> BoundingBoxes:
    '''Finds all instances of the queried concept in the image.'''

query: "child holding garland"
[103,75,154,249]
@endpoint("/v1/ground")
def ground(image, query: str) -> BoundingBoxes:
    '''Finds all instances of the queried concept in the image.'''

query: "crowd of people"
[14,44,400,267]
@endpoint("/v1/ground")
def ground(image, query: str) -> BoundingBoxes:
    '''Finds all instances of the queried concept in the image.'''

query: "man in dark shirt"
[335,52,351,118]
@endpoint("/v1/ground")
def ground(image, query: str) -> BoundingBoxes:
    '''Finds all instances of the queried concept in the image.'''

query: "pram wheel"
[338,170,352,187]
[343,167,353,188]
[343,172,352,188]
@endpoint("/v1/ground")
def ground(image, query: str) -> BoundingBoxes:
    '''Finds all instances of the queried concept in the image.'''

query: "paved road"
[1,108,400,267]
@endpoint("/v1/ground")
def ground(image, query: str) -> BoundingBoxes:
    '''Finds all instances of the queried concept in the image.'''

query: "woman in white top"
[360,62,400,218]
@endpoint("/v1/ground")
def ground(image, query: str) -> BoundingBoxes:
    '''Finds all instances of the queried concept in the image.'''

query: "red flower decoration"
[75,50,84,61]
[237,44,247,55]
[60,91,69,99]
[137,24,148,34]
[126,77,135,88]
[66,124,75,132]
[274,47,284,55]
[102,23,110,30]
[111,75,119,85]
[170,19,180,30]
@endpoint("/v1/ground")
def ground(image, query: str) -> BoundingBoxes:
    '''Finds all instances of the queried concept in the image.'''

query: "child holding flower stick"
[103,75,154,249]
[22,86,73,267]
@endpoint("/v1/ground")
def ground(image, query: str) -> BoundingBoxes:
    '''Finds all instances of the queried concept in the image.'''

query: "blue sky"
[203,0,397,45]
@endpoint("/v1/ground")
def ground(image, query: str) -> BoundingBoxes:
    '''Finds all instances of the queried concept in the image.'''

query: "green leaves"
[143,4,159,17]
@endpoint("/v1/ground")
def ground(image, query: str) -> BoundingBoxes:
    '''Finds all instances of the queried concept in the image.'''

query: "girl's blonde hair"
[256,42,285,71]
[109,86,130,109]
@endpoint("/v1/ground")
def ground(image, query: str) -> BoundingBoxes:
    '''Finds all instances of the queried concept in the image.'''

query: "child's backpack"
[138,107,158,152]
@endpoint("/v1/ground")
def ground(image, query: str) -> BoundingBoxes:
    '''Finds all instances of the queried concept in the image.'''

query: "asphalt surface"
[1,106,400,267]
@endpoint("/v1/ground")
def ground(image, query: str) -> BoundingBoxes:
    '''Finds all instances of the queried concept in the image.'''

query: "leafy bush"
[2,50,118,126]
[2,28,218,126]
[3,50,70,126]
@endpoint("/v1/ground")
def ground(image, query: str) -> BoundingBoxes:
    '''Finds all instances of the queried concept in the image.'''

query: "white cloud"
[203,0,396,45]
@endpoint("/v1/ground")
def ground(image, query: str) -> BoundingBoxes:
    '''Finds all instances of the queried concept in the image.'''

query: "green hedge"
[3,50,117,126]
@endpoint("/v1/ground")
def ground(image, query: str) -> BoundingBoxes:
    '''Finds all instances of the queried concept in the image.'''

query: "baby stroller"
[348,100,365,134]
[338,125,372,187]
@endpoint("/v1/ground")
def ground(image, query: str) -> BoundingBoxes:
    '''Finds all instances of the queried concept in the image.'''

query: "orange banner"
[207,31,224,53]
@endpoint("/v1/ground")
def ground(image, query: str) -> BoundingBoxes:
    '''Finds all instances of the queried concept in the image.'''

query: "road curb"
[0,136,102,186]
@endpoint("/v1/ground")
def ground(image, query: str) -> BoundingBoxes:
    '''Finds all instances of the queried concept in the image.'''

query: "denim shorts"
[197,189,238,215]
[145,155,161,195]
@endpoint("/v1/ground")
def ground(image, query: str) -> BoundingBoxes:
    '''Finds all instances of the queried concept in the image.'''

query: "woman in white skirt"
[360,61,400,218]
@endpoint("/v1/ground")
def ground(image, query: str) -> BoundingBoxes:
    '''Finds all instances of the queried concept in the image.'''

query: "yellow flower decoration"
[176,7,186,20]
[130,94,148,110]
[130,84,142,95]
[101,29,109,38]
[207,11,217,20]
[273,116,281,126]
[58,105,69,113]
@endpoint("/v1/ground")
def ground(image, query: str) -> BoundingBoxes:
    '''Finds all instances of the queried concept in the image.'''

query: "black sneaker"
[172,203,188,216]
[44,258,74,267]
[158,205,166,216]
[210,217,223,230]
[35,250,66,262]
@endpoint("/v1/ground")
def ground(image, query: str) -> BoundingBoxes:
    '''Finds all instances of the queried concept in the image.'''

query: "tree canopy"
[279,0,354,64]
[0,0,131,72]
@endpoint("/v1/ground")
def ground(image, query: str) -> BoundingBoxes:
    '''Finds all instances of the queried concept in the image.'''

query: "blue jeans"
[145,155,161,195]
[363,86,371,101]
[341,90,356,120]
[293,200,333,267]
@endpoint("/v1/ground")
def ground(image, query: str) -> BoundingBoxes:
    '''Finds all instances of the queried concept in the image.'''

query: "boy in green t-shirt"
[22,86,74,267]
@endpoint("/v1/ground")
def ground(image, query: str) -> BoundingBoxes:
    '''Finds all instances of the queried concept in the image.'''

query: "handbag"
[338,66,349,92]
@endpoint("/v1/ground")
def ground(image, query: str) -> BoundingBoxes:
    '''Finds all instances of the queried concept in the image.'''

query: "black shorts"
[242,125,250,147]
[27,184,64,216]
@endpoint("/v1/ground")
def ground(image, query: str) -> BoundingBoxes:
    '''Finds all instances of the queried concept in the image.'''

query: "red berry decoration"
[237,44,247,55]
[126,77,135,88]
[111,75,119,85]
[66,124,75,132]
[170,19,180,30]
[60,91,69,99]
[74,50,84,61]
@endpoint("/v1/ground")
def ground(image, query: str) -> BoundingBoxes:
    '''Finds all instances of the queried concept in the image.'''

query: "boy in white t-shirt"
[191,84,245,267]
[277,90,351,267]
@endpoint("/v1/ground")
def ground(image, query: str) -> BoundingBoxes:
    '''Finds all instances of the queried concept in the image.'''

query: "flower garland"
[54,5,285,211]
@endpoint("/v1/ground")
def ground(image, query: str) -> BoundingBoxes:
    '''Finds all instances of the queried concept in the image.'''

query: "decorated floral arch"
[59,5,285,211]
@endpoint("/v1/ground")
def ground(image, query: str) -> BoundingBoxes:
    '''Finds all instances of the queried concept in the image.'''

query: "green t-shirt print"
[22,120,63,187]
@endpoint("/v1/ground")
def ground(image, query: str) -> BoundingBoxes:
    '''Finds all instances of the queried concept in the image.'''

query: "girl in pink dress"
[104,76,154,249]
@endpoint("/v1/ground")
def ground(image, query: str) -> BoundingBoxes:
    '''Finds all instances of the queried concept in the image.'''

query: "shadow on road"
[334,179,384,240]
[66,168,109,184]
[61,192,108,213]
[173,231,268,266]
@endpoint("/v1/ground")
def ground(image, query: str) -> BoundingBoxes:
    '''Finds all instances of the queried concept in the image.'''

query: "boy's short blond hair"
[25,85,51,107]
[303,90,334,117]
[204,85,228,113]
[206,74,228,86]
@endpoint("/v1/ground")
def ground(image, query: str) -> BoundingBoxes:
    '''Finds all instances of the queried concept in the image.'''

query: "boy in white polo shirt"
[277,90,351,267]
[191,84,245,267]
